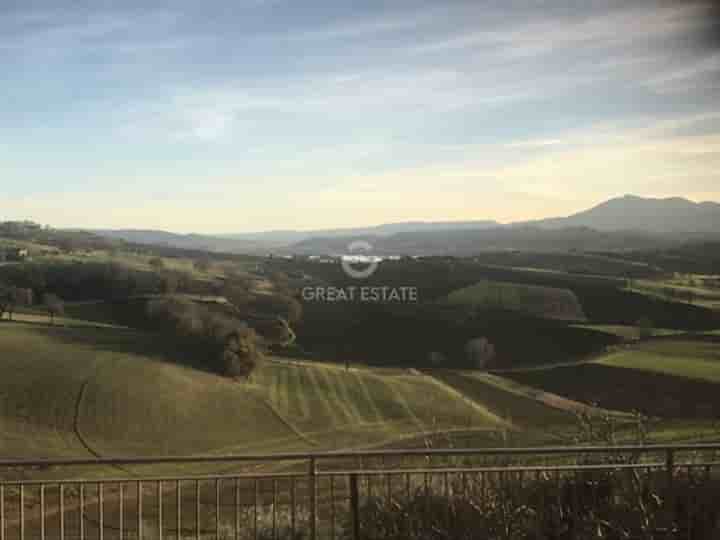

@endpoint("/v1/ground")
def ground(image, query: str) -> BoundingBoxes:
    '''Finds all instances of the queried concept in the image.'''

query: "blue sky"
[2,0,719,233]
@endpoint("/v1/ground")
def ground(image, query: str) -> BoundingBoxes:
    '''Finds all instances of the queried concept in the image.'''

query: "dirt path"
[476,372,629,418]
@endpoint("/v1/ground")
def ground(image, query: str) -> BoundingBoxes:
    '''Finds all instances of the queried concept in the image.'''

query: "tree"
[222,326,260,379]
[427,351,446,366]
[250,294,302,324]
[0,286,10,320]
[223,284,253,311]
[193,258,212,273]
[465,337,496,369]
[43,293,64,325]
[146,297,261,379]
[686,289,695,305]
[636,316,654,340]
[149,257,165,270]
[0,286,32,321]
[160,273,179,294]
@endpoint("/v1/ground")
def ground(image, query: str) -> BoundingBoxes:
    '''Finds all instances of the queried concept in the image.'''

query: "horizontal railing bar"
[3,461,720,486]
[0,472,307,486]
[1,443,719,468]
[319,461,720,476]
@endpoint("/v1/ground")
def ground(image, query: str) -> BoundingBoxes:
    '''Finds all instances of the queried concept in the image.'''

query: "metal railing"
[1,443,720,539]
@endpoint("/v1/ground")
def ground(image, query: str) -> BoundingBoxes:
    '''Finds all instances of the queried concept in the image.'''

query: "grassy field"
[425,370,576,431]
[572,324,685,341]
[627,276,720,310]
[2,315,719,471]
[444,279,586,321]
[505,337,720,419]
[0,322,295,460]
[596,339,720,382]
[0,321,505,466]
[253,360,504,447]
[3,318,720,538]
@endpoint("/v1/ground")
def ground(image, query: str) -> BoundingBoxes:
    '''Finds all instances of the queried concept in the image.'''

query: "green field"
[596,339,720,382]
[628,277,720,310]
[0,321,505,465]
[2,311,720,478]
[572,324,685,341]
[0,323,296,460]
[505,337,720,420]
[444,279,586,321]
[253,361,505,447]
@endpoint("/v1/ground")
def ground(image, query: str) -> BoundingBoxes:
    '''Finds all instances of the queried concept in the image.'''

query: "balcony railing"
[1,443,720,539]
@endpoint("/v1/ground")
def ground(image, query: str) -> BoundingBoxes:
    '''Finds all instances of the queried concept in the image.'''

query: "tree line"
[0,284,64,324]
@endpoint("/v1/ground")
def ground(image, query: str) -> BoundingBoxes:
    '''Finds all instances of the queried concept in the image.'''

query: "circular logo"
[341,241,379,279]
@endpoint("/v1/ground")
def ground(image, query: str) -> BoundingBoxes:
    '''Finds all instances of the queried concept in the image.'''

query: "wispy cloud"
[281,11,438,42]
[3,1,720,232]
[0,9,192,58]
[411,3,703,57]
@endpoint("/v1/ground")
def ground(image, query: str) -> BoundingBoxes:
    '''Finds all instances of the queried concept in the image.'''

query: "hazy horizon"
[3,1,720,234]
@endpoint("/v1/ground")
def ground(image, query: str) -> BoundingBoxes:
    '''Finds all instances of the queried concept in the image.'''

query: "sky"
[1,0,720,233]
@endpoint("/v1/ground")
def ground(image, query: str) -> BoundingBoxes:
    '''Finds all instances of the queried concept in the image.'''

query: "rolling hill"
[0,321,506,462]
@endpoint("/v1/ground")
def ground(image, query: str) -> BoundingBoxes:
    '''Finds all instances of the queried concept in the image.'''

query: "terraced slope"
[253,360,505,446]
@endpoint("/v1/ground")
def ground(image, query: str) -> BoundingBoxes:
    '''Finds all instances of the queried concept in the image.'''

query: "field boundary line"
[329,368,366,423]
[257,397,318,447]
[303,363,341,425]
[73,378,103,459]
[488,372,630,418]
[419,371,513,429]
[317,366,356,425]
[375,376,426,431]
[351,371,385,424]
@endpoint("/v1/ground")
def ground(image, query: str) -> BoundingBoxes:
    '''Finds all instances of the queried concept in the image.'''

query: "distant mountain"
[91,229,271,254]
[286,226,673,256]
[525,195,720,233]
[92,220,500,254]
[88,196,720,256]
[219,220,500,243]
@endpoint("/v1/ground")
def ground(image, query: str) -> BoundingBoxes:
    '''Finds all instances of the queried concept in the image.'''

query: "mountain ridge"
[87,195,720,255]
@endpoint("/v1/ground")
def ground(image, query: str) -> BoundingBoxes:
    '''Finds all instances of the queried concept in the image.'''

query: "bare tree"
[43,293,64,325]
[0,286,33,321]
[193,258,212,273]
[465,337,496,369]
[149,257,165,270]
[0,286,10,320]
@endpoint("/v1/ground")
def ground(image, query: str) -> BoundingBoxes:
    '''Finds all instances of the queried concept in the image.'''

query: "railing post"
[665,448,675,526]
[666,448,674,491]
[350,474,360,540]
[310,457,317,540]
